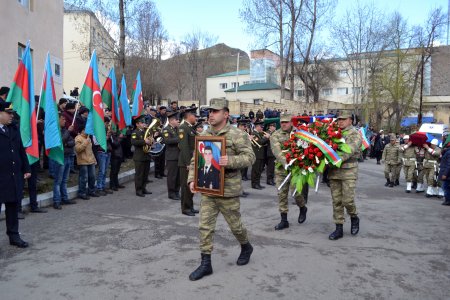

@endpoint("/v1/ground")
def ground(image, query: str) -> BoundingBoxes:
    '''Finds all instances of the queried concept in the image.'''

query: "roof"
[224,82,286,92]
[208,69,250,78]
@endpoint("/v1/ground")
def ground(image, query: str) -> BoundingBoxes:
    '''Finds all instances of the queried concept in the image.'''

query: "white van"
[419,123,449,146]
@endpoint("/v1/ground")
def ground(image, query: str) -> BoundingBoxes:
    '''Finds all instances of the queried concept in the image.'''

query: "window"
[18,0,29,9]
[296,89,305,97]
[337,87,349,95]
[253,99,262,105]
[243,81,250,85]
[231,82,239,88]
[321,88,333,96]
[338,69,347,77]
[353,87,362,95]
[353,68,363,78]
[219,83,227,89]
[18,43,26,64]
[54,63,61,76]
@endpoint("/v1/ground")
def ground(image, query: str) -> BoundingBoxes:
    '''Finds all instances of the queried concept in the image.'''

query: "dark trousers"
[179,166,193,211]
[134,160,150,193]
[110,157,122,189]
[166,160,180,196]
[241,167,248,179]
[251,159,263,186]
[22,162,39,210]
[3,202,19,238]
[266,156,275,182]
[154,150,166,177]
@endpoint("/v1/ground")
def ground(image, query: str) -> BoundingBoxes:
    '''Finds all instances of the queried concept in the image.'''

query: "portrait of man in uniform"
[194,136,225,196]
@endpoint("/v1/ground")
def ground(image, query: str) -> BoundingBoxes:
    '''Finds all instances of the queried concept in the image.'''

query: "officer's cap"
[0,101,14,112]
[167,111,179,119]
[135,115,146,123]
[254,120,264,126]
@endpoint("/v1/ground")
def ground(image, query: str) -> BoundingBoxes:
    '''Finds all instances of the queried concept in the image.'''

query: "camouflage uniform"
[328,126,362,224]
[401,143,416,191]
[188,123,255,254]
[382,141,402,182]
[415,147,426,187]
[270,127,305,213]
[423,146,441,188]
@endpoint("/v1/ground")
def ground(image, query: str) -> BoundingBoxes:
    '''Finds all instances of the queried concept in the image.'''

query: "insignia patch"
[164,132,169,137]
[179,133,184,139]
[131,134,136,139]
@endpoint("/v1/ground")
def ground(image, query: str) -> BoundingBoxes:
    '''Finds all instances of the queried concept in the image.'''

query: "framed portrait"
[194,135,226,196]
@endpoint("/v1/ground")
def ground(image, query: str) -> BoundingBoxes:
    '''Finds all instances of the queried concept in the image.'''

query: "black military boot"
[385,179,390,187]
[389,180,394,188]
[412,182,417,189]
[189,253,213,281]
[329,224,344,240]
[442,199,450,206]
[274,213,289,230]
[236,242,254,265]
[395,179,399,186]
[350,216,360,235]
[298,206,307,224]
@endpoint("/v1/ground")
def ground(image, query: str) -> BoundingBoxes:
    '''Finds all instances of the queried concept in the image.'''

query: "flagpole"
[36,52,49,122]
[72,98,80,126]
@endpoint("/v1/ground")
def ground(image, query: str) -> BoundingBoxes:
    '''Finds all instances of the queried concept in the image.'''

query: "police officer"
[187,99,256,281]
[270,114,307,230]
[162,111,181,200]
[178,107,199,216]
[250,120,269,189]
[328,113,362,240]
[382,134,402,188]
[0,102,31,248]
[131,116,152,197]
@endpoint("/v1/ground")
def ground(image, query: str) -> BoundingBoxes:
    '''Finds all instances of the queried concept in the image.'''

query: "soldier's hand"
[68,125,74,132]
[423,144,429,149]
[24,173,31,179]
[189,181,197,194]
[219,155,228,166]
[263,132,270,139]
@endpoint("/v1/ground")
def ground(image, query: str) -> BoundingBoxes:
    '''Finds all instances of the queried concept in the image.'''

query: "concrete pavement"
[0,159,449,299]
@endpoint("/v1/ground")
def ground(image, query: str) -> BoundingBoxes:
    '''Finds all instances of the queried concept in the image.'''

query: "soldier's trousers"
[199,195,248,254]
[275,169,305,214]
[394,164,402,181]
[423,167,437,186]
[416,165,424,184]
[179,166,193,211]
[134,160,150,193]
[166,160,180,196]
[241,167,248,179]
[384,163,399,181]
[329,179,358,224]
[266,157,275,182]
[251,159,263,186]
[403,164,415,182]
[154,151,165,177]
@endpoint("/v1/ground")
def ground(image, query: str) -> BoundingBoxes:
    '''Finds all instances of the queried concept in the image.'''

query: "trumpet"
[143,118,160,153]
[246,131,262,148]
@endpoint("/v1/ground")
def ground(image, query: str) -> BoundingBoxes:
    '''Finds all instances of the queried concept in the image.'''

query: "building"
[206,70,250,104]
[64,4,116,95]
[0,0,64,97]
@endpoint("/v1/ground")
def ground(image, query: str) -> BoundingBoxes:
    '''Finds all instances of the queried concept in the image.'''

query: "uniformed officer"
[381,134,402,187]
[400,135,416,192]
[265,123,276,186]
[328,113,362,240]
[187,98,256,281]
[238,119,249,181]
[251,120,269,189]
[162,111,181,200]
[178,107,199,216]
[131,116,152,197]
[423,139,441,197]
[270,114,307,230]
[0,102,31,248]
[154,106,167,178]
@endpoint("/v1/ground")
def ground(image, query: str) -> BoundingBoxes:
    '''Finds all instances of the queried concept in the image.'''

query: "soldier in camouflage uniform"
[381,134,402,188]
[423,139,441,197]
[162,111,181,200]
[270,114,307,230]
[328,113,362,240]
[400,135,416,193]
[131,116,153,197]
[187,99,256,281]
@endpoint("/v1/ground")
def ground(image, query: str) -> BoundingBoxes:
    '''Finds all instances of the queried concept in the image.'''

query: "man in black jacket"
[162,111,181,200]
[0,102,31,248]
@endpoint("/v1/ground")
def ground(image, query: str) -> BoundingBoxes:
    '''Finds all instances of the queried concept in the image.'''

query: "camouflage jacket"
[329,126,362,180]
[270,127,292,166]
[382,143,402,165]
[400,144,416,166]
[423,146,441,169]
[188,123,255,198]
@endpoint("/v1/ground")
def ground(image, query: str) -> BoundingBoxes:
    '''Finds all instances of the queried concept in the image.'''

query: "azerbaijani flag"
[39,53,64,165]
[6,41,39,164]
[79,50,106,151]
[131,71,144,119]
[358,127,370,151]
[119,75,132,129]
[101,68,120,128]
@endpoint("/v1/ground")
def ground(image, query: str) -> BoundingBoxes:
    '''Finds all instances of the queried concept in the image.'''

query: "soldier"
[400,135,416,193]
[265,123,276,186]
[154,106,167,179]
[251,120,269,189]
[187,98,255,281]
[237,119,250,198]
[381,134,402,188]
[415,145,426,192]
[131,116,153,197]
[270,114,307,230]
[178,107,199,216]
[162,111,181,200]
[423,139,441,197]
[328,113,362,240]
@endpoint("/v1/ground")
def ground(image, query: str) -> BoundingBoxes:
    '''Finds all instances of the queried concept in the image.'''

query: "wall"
[0,0,64,97]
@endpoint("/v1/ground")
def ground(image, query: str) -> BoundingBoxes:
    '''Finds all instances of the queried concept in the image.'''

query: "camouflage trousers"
[329,179,358,224]
[415,164,424,184]
[384,163,400,181]
[394,164,402,181]
[275,169,305,214]
[423,167,437,186]
[403,164,415,182]
[199,195,248,254]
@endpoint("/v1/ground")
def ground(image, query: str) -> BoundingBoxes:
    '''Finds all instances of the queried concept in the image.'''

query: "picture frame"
[194,135,226,196]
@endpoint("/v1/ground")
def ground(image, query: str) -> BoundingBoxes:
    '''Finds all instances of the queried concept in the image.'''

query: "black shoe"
[385,179,390,187]
[242,191,249,196]
[62,200,77,205]
[329,224,344,240]
[298,206,307,224]
[78,195,90,200]
[191,208,199,214]
[350,216,359,235]
[242,176,248,181]
[89,192,100,197]
[155,175,163,179]
[442,200,450,206]
[146,179,153,183]
[30,207,48,213]
[275,213,289,230]
[189,253,213,281]
[104,189,114,194]
[111,187,119,191]
[266,180,275,186]
[182,210,195,216]
[143,190,153,195]
[118,184,126,189]
[169,194,180,200]
[9,237,29,248]
[236,242,253,266]
[405,190,411,193]
[395,180,399,186]
[17,212,25,219]
[241,192,247,198]
[389,182,394,188]
[136,192,145,197]
[53,203,62,210]
[252,185,263,190]
[426,193,433,198]
[98,190,107,196]
[70,170,78,174]
[257,183,265,189]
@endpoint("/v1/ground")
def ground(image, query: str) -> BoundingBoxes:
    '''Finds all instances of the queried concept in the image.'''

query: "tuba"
[143,118,160,153]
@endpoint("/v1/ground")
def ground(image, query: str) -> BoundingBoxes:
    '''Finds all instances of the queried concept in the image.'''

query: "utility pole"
[418,52,424,126]
[235,52,240,102]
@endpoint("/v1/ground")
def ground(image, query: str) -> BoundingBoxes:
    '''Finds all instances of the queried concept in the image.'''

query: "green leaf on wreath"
[307,173,316,187]
[339,144,352,153]
[317,159,326,173]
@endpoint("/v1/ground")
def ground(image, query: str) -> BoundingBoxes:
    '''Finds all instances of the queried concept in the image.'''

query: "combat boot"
[189,253,213,281]
[236,242,253,265]
[442,199,450,206]
[350,216,360,235]
[416,183,424,193]
[388,180,394,188]
[274,213,289,230]
[329,224,343,240]
[426,186,434,198]
[395,179,399,186]
[298,206,307,224]
[385,179,391,187]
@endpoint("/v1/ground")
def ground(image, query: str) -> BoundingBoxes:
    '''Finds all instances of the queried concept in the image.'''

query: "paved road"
[1,159,449,300]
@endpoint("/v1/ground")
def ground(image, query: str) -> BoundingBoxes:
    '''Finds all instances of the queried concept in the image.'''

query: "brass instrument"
[143,118,160,153]
[245,130,262,148]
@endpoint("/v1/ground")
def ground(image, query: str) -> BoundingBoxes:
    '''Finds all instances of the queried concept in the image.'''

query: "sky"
[155,0,448,54]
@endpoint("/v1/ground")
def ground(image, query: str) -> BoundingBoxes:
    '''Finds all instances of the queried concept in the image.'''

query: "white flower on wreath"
[297,140,309,149]
[308,167,314,173]
[301,170,307,175]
